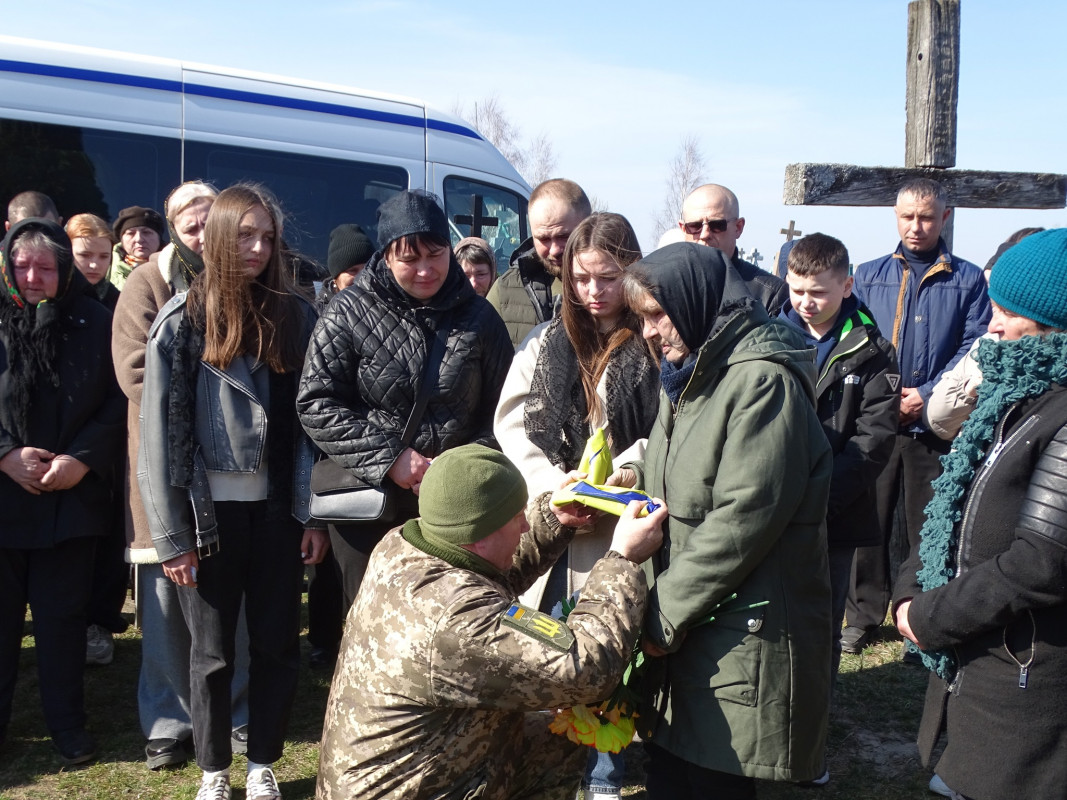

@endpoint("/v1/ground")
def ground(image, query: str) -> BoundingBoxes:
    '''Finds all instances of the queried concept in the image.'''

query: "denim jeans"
[828,545,857,686]
[136,562,250,741]
[585,748,625,792]
[176,500,303,770]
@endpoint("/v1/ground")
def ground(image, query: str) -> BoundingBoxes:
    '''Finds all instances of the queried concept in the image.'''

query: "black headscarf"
[629,242,755,403]
[631,243,760,350]
[0,218,85,437]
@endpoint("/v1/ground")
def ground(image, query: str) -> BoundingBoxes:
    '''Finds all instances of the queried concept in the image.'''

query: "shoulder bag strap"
[399,314,451,448]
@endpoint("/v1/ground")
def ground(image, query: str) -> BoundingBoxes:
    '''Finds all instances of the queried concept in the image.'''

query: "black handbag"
[309,316,450,525]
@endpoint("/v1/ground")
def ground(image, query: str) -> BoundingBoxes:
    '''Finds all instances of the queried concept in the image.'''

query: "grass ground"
[0,606,933,800]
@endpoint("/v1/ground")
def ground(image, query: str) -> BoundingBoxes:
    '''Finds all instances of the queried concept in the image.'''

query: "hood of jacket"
[688,300,819,407]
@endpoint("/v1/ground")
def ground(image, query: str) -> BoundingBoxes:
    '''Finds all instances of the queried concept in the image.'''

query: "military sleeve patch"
[501,603,576,652]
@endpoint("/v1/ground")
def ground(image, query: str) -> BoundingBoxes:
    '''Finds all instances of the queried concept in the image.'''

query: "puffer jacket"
[632,302,833,783]
[853,239,990,412]
[297,252,513,486]
[138,292,320,562]
[486,238,562,349]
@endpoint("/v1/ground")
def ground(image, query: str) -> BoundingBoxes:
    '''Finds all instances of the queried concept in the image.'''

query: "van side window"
[443,177,528,270]
[184,142,407,265]
[0,119,180,223]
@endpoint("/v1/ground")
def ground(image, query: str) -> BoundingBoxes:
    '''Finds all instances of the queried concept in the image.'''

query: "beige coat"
[924,334,995,440]
[111,245,188,562]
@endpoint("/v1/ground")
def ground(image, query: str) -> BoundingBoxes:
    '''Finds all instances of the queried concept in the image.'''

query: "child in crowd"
[780,233,900,681]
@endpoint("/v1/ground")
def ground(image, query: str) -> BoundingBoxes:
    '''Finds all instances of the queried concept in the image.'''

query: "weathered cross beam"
[781,0,1066,250]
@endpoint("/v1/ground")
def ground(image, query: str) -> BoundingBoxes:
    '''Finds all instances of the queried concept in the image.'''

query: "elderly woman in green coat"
[613,243,833,798]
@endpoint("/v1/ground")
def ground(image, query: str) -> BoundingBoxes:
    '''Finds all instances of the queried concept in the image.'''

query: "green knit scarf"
[916,332,1067,679]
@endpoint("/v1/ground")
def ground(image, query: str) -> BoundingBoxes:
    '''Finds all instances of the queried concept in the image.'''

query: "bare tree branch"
[651,135,707,242]
[453,96,558,186]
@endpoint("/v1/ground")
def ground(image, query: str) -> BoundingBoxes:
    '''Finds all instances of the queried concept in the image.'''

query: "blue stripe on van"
[0,58,483,141]
[0,58,183,92]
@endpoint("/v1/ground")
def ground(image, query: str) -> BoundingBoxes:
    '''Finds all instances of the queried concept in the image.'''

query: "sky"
[3,0,1065,268]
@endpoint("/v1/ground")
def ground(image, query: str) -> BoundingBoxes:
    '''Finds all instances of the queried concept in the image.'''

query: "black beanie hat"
[327,223,374,279]
[113,206,165,241]
[375,190,450,251]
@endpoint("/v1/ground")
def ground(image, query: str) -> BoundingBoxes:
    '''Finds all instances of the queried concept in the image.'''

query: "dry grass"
[1,612,933,800]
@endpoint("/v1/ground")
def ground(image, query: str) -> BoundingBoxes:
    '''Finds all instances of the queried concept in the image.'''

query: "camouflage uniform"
[317,494,648,800]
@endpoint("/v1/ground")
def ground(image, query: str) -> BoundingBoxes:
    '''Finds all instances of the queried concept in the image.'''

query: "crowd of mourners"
[0,174,1065,800]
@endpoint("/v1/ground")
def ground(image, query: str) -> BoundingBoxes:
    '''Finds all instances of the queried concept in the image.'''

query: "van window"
[184,141,407,265]
[443,176,528,270]
[0,119,180,224]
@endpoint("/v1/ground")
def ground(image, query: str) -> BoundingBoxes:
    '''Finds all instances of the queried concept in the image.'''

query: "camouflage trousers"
[478,712,586,800]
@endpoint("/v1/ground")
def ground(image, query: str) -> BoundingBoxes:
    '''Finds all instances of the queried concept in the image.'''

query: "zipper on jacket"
[818,317,870,387]
[954,404,1038,573]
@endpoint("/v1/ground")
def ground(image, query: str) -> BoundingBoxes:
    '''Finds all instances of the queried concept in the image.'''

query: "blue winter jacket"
[853,239,990,429]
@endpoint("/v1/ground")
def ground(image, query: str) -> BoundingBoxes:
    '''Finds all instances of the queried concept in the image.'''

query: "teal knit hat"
[418,444,528,545]
[989,228,1067,330]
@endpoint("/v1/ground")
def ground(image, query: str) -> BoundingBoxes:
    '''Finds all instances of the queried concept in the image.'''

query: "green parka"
[634,302,833,783]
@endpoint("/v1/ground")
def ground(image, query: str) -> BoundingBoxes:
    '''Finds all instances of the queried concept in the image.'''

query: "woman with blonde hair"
[139,183,327,800]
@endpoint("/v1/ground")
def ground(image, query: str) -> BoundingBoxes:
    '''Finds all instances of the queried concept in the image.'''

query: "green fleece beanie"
[417,444,528,544]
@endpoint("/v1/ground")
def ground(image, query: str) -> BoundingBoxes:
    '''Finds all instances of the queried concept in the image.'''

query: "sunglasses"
[681,218,734,236]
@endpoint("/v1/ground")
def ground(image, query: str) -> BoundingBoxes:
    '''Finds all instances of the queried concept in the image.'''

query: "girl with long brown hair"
[138,183,327,800]
[495,211,658,591]
[493,212,660,798]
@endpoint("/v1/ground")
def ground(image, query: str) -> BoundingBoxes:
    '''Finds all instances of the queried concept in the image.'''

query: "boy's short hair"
[787,233,850,279]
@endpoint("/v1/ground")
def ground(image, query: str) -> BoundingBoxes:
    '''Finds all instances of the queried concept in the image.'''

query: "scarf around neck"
[524,317,660,471]
[916,332,1067,679]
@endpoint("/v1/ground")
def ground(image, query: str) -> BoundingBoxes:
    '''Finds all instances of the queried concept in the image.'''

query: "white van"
[0,36,530,266]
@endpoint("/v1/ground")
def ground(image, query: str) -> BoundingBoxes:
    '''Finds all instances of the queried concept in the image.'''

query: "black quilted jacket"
[297,251,513,487]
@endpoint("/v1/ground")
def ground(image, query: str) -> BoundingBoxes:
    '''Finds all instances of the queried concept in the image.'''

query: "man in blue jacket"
[843,178,990,656]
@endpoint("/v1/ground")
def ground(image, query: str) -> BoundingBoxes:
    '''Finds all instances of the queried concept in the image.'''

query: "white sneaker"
[196,774,232,800]
[929,774,961,798]
[85,624,114,666]
[247,766,282,800]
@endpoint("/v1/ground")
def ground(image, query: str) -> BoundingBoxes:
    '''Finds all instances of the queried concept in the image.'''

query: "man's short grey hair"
[897,177,947,207]
[7,191,60,224]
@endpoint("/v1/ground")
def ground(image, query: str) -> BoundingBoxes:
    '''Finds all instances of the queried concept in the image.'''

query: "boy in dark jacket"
[780,233,900,679]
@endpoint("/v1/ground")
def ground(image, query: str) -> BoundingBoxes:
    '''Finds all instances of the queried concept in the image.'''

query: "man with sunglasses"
[678,184,789,315]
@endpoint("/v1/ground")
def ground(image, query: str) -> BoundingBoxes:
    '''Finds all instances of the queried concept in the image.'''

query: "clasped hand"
[0,447,89,494]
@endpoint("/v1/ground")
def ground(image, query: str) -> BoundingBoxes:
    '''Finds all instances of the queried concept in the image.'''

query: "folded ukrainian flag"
[551,428,660,517]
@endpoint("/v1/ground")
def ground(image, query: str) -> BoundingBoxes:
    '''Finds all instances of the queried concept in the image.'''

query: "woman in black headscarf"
[0,218,125,765]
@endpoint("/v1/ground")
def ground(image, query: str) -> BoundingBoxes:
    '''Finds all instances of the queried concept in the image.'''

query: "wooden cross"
[453,194,499,240]
[737,246,747,261]
[780,220,802,242]
[781,0,1065,250]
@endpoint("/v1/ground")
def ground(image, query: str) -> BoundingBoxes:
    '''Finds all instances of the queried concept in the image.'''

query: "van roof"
[0,34,484,141]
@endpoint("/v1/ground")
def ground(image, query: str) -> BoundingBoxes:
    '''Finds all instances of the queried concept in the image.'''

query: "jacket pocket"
[708,632,761,707]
